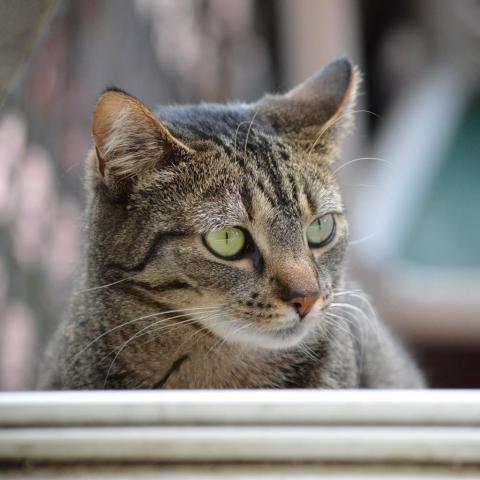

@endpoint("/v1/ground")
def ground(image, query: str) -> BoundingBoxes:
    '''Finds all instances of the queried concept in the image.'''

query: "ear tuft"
[91,89,192,194]
[258,57,359,154]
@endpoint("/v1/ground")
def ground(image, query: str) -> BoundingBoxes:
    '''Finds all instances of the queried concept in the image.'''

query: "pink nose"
[283,291,321,318]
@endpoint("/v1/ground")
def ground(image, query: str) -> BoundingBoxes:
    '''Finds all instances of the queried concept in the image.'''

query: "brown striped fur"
[39,59,424,389]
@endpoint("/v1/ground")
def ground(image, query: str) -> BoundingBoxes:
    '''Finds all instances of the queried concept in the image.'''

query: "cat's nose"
[272,257,320,318]
[281,290,321,319]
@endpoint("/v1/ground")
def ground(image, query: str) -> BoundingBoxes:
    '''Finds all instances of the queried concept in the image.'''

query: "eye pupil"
[203,227,247,259]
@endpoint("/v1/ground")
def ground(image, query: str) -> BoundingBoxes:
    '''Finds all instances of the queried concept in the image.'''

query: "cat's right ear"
[90,88,193,195]
[258,58,359,155]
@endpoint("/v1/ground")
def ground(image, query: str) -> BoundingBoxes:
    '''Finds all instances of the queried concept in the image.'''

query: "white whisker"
[233,120,250,156]
[243,110,258,155]
[333,157,391,176]
[348,231,379,246]
[143,311,228,351]
[208,320,255,355]
[350,108,383,121]
[306,107,350,160]
[71,304,225,365]
[324,311,356,343]
[78,277,132,293]
[102,310,227,387]
[330,301,384,350]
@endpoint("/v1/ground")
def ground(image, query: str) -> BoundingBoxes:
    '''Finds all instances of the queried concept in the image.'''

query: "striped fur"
[39,59,425,389]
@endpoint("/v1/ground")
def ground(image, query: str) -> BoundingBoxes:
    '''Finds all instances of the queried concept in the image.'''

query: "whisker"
[306,107,351,161]
[102,310,225,387]
[141,311,228,352]
[333,287,363,294]
[343,183,378,189]
[326,309,365,369]
[333,290,375,314]
[330,302,370,318]
[145,311,229,343]
[167,314,231,356]
[298,342,321,362]
[78,277,132,293]
[330,301,384,349]
[207,320,254,355]
[71,304,225,365]
[324,312,356,343]
[227,321,255,342]
[233,120,250,156]
[206,316,246,355]
[348,231,379,246]
[146,315,238,387]
[101,307,239,387]
[195,317,240,357]
[350,108,383,121]
[243,109,258,155]
[332,157,392,176]
[307,108,383,161]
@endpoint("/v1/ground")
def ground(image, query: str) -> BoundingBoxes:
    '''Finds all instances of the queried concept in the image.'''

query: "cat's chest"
[159,344,358,389]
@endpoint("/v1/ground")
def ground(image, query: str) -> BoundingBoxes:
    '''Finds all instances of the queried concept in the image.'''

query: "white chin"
[202,316,313,350]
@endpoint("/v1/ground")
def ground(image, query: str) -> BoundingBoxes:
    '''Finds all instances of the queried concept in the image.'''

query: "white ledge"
[1,389,480,427]
[1,390,480,467]
[1,426,480,464]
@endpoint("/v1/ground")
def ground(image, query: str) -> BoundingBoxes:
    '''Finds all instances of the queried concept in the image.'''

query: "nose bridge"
[273,255,319,294]
[261,213,318,294]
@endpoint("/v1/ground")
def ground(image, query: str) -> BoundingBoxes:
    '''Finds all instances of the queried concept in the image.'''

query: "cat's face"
[88,59,356,350]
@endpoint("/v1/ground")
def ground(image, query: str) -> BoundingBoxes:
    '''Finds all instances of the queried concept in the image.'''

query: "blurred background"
[0,0,479,390]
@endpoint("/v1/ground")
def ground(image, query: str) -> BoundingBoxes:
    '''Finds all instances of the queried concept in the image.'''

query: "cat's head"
[87,58,358,349]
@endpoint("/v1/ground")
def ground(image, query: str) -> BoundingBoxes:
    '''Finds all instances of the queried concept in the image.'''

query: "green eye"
[203,227,247,259]
[306,213,335,247]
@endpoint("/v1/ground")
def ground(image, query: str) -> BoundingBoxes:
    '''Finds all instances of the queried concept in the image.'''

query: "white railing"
[1,390,480,478]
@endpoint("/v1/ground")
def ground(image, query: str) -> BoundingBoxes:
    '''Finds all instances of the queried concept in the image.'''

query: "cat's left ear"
[258,57,359,154]
[91,88,193,195]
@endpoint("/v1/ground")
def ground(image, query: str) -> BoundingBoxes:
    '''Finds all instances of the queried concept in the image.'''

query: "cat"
[39,58,425,389]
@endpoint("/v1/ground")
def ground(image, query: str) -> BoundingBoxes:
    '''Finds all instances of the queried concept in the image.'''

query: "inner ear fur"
[258,57,359,154]
[91,87,193,193]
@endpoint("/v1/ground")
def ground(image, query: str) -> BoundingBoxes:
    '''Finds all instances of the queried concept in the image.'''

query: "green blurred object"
[401,95,480,268]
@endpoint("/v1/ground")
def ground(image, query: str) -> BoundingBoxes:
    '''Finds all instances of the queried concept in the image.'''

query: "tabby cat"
[39,58,425,389]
